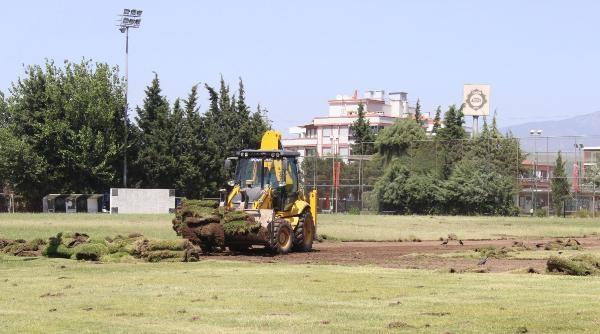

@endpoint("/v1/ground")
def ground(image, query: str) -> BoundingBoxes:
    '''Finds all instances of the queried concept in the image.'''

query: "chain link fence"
[299,136,600,216]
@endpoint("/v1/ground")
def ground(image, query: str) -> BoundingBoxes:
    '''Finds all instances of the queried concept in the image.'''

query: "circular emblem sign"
[466,89,487,111]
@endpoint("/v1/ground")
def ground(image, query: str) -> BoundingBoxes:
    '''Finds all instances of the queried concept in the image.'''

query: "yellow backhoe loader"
[218,130,318,253]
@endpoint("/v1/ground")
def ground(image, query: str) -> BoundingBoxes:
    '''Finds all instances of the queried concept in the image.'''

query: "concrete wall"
[109,188,175,214]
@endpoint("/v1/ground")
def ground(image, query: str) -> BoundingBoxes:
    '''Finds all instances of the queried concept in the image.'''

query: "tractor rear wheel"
[293,210,314,252]
[270,219,293,254]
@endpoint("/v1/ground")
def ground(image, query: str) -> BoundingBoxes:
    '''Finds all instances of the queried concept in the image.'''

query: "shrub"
[348,207,361,215]
[534,208,548,218]
[575,209,591,218]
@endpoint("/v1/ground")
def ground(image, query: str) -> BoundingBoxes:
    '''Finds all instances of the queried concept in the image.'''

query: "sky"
[1,0,600,135]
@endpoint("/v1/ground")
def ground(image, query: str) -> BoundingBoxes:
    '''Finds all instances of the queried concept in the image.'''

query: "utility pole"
[530,129,543,215]
[330,134,338,212]
[117,8,143,187]
[546,136,550,216]
[574,142,584,211]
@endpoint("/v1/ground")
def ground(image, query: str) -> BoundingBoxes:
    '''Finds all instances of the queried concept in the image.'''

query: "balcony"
[281,137,318,147]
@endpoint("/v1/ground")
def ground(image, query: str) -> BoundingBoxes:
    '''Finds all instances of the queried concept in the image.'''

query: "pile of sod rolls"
[1,232,201,262]
[172,199,261,252]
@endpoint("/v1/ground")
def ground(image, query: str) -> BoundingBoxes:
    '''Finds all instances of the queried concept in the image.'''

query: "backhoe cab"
[221,130,317,254]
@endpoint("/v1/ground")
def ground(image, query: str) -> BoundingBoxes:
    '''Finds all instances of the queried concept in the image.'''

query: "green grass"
[3,213,600,332]
[1,256,600,333]
[317,214,600,241]
[0,213,175,240]
[2,213,600,242]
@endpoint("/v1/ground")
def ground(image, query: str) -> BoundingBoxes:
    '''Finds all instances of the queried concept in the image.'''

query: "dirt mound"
[547,254,600,276]
[172,199,260,252]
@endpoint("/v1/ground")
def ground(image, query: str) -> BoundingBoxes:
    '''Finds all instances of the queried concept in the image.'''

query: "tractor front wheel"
[293,210,314,252]
[270,219,293,254]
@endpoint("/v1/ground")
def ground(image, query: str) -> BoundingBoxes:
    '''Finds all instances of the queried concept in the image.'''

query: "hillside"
[502,111,600,153]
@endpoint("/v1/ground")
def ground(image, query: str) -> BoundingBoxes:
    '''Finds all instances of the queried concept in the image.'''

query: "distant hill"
[502,111,600,153]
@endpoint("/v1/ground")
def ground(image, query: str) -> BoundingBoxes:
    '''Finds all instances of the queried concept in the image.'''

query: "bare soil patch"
[202,237,600,273]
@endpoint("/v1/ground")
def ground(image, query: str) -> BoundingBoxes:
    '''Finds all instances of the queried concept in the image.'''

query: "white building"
[282,90,433,157]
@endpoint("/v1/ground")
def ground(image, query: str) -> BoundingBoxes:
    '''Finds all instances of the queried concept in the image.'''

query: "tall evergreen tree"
[0,91,7,128]
[551,151,570,215]
[350,103,375,155]
[237,79,264,148]
[432,106,442,134]
[414,99,424,127]
[131,73,174,188]
[435,105,467,178]
[201,77,270,195]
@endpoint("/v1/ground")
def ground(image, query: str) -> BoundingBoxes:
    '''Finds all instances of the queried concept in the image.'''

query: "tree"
[585,164,600,188]
[238,80,269,149]
[432,106,442,134]
[374,119,426,165]
[401,172,444,214]
[414,99,424,127]
[177,85,212,198]
[201,77,271,195]
[444,157,517,215]
[436,104,466,142]
[435,105,467,179]
[349,103,375,155]
[3,59,126,209]
[372,161,410,212]
[551,151,570,215]
[0,128,45,207]
[131,73,175,188]
[0,91,7,128]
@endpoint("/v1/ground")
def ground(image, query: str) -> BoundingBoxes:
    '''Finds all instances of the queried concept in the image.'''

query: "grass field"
[1,213,600,241]
[319,214,600,241]
[2,213,600,333]
[3,256,600,333]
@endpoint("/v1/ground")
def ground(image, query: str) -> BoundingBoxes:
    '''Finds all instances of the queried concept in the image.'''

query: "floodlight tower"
[117,8,143,187]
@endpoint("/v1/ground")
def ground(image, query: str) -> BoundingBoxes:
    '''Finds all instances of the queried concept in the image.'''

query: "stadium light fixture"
[116,8,143,187]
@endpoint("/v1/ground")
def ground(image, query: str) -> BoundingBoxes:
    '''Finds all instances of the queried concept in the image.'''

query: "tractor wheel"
[270,219,293,254]
[293,210,314,252]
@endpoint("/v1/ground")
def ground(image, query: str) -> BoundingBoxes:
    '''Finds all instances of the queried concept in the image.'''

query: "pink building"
[282,90,432,157]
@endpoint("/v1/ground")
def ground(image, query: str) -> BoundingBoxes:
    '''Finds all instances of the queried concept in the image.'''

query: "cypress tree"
[551,151,570,215]
[350,103,375,155]
[432,106,442,134]
[132,73,174,188]
[414,99,424,127]
[435,105,467,179]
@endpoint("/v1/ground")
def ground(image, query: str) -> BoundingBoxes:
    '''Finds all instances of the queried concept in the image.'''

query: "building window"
[322,148,332,156]
[339,127,349,139]
[306,128,317,138]
[306,148,316,156]
[322,127,331,137]
[370,125,383,134]
[339,147,349,157]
